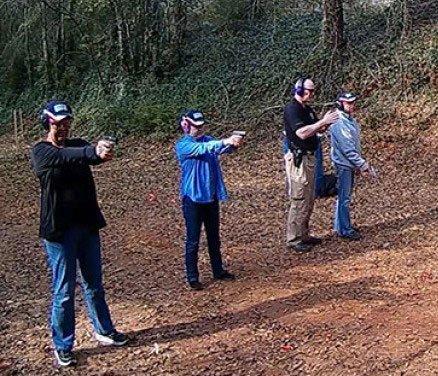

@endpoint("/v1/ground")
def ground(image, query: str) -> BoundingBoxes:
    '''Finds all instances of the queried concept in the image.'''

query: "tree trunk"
[41,1,53,89]
[56,0,66,81]
[402,0,413,38]
[111,0,125,74]
[169,0,186,69]
[322,0,345,51]
[24,4,33,85]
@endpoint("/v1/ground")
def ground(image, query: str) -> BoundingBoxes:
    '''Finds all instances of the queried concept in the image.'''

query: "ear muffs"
[177,111,189,133]
[295,75,311,97]
[39,106,50,130]
[295,77,305,97]
[180,117,191,133]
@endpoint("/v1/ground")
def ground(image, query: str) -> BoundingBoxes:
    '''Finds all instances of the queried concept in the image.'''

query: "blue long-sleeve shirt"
[330,111,366,170]
[175,134,233,203]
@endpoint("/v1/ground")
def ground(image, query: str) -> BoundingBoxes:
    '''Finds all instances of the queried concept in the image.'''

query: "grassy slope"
[0,2,436,138]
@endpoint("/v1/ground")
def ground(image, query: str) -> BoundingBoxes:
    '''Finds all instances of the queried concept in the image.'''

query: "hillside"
[0,0,436,137]
[0,0,437,374]
[0,95,437,373]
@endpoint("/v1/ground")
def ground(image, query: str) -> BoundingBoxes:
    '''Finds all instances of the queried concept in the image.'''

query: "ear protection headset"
[294,75,311,97]
[39,100,71,130]
[178,110,192,134]
[180,116,191,133]
[39,103,52,131]
[178,110,205,133]
[335,93,358,112]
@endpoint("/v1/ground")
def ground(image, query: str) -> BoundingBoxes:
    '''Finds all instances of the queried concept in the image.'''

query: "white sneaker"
[94,330,128,346]
[54,349,77,367]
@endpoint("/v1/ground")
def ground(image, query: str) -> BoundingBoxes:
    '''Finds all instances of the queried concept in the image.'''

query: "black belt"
[290,148,314,168]
[286,140,315,155]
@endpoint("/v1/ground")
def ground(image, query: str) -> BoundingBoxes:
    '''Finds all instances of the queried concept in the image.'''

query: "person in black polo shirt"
[284,77,339,252]
[30,100,127,367]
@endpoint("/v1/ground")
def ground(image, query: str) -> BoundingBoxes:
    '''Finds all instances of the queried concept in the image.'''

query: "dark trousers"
[182,196,224,282]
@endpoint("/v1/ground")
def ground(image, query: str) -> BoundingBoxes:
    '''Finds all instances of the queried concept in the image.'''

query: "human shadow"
[359,206,437,234]
[232,206,438,279]
[76,275,398,361]
[358,340,438,376]
[296,206,438,265]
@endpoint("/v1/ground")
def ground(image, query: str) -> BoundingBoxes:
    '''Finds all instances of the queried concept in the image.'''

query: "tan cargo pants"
[285,151,316,245]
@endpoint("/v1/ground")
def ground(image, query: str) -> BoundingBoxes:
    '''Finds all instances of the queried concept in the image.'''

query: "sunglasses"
[52,120,72,131]
[189,121,205,129]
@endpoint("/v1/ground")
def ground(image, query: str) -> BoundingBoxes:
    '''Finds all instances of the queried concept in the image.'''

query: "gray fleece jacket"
[329,110,367,170]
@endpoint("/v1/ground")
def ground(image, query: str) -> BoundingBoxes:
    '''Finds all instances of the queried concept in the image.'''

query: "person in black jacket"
[284,77,339,252]
[30,100,127,367]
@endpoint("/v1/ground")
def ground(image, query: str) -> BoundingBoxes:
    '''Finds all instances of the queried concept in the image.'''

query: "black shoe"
[189,281,204,290]
[339,231,362,241]
[95,330,128,346]
[303,236,322,245]
[214,271,236,281]
[54,349,77,367]
[288,242,313,253]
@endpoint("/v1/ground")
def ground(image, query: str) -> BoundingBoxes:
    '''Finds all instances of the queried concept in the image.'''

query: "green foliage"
[204,0,248,31]
[0,0,436,138]
[5,55,28,94]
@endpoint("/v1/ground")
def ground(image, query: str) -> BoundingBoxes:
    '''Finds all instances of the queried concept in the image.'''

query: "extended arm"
[296,110,339,140]
[176,138,226,159]
[32,142,102,170]
[176,136,241,159]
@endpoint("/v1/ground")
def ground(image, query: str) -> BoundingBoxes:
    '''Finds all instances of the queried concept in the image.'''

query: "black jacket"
[30,139,106,241]
[284,99,319,152]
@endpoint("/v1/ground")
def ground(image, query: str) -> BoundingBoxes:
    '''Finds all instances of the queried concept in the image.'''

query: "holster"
[291,147,304,168]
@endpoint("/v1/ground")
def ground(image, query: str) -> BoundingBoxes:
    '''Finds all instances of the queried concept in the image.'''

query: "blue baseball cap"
[184,109,205,126]
[337,92,358,102]
[43,100,73,122]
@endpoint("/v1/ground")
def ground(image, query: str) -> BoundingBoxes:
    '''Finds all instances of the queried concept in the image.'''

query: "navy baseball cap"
[43,100,73,122]
[337,92,358,102]
[184,109,205,126]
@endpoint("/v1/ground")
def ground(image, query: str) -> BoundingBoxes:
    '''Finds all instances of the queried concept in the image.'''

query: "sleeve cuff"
[359,161,369,171]
[85,145,102,163]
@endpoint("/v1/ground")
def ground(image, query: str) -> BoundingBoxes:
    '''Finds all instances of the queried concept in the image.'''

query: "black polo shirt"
[284,99,319,152]
[30,139,106,241]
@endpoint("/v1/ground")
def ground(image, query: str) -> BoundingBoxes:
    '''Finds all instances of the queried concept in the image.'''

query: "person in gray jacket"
[330,92,375,240]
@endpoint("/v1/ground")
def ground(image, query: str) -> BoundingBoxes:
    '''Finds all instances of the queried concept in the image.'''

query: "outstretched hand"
[224,135,244,148]
[96,140,114,161]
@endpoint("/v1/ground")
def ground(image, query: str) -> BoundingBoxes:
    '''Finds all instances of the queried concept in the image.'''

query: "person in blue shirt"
[175,109,243,290]
[330,93,376,240]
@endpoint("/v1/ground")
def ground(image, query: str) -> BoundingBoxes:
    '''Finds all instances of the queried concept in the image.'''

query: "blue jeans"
[182,197,224,282]
[314,141,326,197]
[334,165,355,236]
[43,226,114,351]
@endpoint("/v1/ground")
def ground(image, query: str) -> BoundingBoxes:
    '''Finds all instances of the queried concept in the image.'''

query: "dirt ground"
[0,116,437,375]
